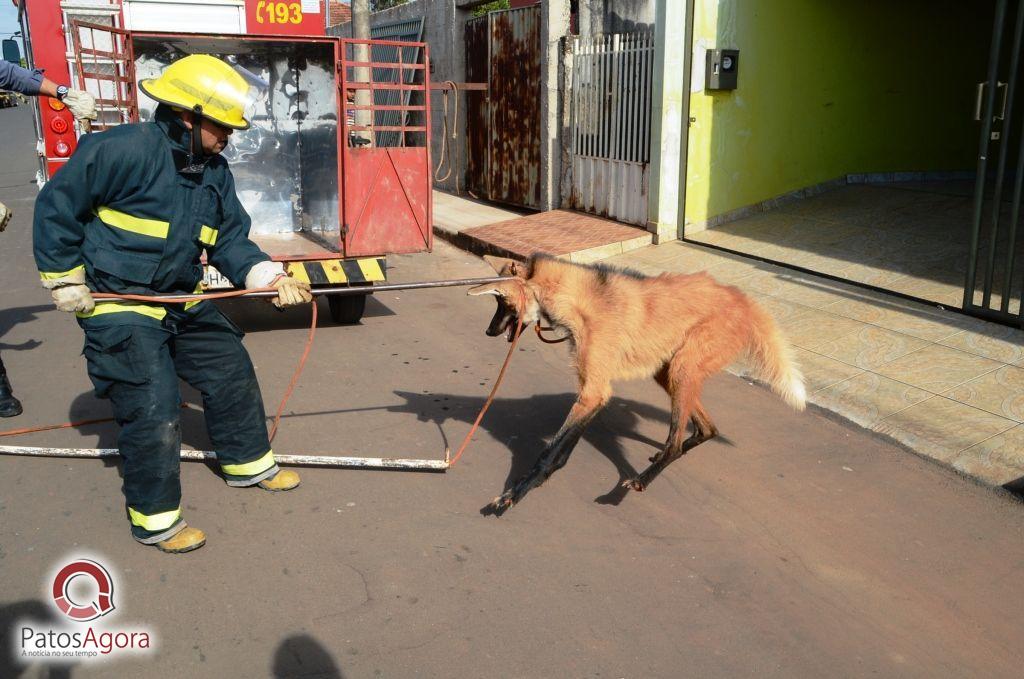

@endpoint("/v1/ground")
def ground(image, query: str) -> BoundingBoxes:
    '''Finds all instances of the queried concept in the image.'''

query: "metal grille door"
[966,0,1024,326]
[569,32,654,226]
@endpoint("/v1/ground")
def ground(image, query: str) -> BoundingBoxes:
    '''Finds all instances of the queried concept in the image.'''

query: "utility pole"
[351,0,373,146]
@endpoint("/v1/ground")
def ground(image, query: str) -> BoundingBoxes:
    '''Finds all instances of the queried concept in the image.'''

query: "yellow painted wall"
[685,0,993,227]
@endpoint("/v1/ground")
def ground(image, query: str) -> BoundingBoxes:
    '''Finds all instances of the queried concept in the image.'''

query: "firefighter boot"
[0,367,23,418]
[156,527,206,554]
[258,469,301,492]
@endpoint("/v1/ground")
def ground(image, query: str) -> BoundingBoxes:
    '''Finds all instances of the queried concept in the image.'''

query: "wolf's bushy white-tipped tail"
[748,305,807,411]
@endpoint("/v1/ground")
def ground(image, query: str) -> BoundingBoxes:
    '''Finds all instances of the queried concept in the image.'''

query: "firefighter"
[32,55,313,554]
[1,61,97,417]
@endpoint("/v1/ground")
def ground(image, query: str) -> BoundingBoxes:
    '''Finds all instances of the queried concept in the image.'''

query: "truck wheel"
[327,293,367,324]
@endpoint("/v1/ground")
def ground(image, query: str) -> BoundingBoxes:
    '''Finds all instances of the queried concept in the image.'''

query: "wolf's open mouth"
[506,322,517,342]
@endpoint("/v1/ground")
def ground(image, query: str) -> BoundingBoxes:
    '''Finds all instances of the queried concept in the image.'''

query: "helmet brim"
[139,79,251,131]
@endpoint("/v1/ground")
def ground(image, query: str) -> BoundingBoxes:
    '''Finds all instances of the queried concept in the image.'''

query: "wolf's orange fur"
[469,253,805,512]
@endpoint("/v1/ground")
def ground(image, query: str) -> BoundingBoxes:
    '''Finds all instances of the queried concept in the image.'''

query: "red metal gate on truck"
[339,38,433,256]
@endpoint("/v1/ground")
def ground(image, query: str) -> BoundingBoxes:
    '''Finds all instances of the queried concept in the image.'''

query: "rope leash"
[446,285,528,467]
[446,280,567,466]
[534,323,568,344]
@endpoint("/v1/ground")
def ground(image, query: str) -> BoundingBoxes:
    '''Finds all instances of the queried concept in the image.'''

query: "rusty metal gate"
[465,6,542,209]
[965,0,1024,326]
[569,32,654,226]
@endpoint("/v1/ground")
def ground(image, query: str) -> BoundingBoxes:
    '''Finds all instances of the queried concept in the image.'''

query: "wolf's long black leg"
[494,415,595,507]
[491,390,608,512]
[627,404,717,491]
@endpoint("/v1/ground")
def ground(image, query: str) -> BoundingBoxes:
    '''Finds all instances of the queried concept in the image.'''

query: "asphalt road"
[2,105,1023,679]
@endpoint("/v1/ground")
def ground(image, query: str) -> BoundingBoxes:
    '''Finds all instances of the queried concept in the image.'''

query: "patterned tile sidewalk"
[603,241,1024,492]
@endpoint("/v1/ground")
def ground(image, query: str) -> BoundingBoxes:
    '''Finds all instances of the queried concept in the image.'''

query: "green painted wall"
[684,0,993,227]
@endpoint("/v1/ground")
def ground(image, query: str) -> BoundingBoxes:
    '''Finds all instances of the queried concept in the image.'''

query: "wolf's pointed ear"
[508,260,528,278]
[467,284,501,296]
[482,255,517,275]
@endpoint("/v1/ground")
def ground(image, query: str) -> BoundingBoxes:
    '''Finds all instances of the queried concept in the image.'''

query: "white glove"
[40,265,93,313]
[244,260,286,289]
[63,89,97,121]
[244,260,311,308]
[271,274,313,308]
[0,202,10,233]
[52,284,95,313]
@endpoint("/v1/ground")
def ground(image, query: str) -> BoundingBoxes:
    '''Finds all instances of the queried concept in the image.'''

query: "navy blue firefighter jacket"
[33,104,270,323]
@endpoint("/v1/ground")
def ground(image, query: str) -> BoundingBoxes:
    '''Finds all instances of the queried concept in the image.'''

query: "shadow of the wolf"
[390,389,681,509]
[466,254,807,515]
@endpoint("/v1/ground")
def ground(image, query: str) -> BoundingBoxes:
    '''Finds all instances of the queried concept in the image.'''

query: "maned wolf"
[468,253,806,513]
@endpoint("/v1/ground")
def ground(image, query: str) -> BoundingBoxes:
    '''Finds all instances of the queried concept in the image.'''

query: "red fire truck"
[16,0,432,323]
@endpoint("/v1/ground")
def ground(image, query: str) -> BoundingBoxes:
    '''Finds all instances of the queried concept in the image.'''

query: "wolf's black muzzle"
[485,297,519,342]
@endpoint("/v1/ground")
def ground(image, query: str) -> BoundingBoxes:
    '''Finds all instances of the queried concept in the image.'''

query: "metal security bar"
[965,0,1024,326]
[569,32,654,226]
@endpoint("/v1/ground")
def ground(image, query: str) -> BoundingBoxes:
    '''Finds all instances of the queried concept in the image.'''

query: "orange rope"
[0,288,314,444]
[268,301,316,442]
[0,416,118,438]
[447,285,531,467]
[447,315,525,467]
[534,323,568,344]
[0,403,197,438]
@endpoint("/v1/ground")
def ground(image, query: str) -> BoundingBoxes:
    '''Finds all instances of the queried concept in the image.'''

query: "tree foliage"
[370,0,410,10]
[472,0,510,17]
[367,0,510,17]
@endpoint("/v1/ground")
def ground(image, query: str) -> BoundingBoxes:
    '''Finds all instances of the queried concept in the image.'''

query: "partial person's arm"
[0,62,96,120]
[0,61,44,95]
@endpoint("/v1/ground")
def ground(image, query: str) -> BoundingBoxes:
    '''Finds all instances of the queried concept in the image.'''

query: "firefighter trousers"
[81,302,279,544]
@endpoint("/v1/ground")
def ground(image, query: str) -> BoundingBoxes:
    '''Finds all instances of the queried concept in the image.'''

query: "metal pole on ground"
[0,446,450,471]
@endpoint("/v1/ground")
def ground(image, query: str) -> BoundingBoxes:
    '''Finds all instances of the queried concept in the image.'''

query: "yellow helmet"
[139,54,255,130]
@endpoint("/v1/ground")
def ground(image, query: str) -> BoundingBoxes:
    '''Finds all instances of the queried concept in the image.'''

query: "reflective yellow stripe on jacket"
[127,506,181,531]
[95,206,169,239]
[221,450,276,477]
[39,264,86,282]
[199,225,218,247]
[77,301,168,321]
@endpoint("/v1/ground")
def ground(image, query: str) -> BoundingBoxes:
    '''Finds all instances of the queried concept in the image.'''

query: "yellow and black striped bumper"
[286,257,387,286]
[203,257,387,290]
